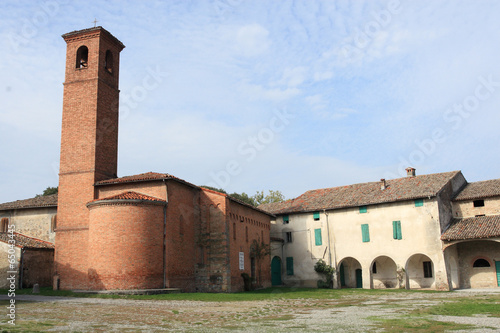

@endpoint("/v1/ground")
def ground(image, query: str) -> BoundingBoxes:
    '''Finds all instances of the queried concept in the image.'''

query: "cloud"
[234,24,270,57]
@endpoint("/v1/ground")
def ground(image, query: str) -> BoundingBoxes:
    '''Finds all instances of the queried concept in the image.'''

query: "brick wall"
[88,201,165,290]
[22,249,54,288]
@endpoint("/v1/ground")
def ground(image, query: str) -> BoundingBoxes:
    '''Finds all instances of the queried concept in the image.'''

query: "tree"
[200,186,227,194]
[36,186,58,197]
[253,190,286,206]
[314,259,335,288]
[250,237,271,288]
[229,192,256,206]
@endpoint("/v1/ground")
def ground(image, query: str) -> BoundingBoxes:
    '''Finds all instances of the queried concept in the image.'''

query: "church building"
[54,26,272,292]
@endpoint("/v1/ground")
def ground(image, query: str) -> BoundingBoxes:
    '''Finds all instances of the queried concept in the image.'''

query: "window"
[313,211,320,220]
[245,226,248,242]
[286,232,293,243]
[104,50,113,73]
[283,215,289,224]
[372,262,377,274]
[473,259,491,267]
[473,199,485,207]
[359,206,367,214]
[286,257,294,275]
[76,45,88,69]
[1,218,9,232]
[423,261,433,278]
[51,215,57,233]
[361,224,370,242]
[392,220,402,240]
[314,228,322,246]
[233,223,236,240]
[414,199,424,207]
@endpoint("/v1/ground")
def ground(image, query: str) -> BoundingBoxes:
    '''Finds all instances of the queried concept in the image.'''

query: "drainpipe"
[162,179,169,289]
[19,248,25,289]
[324,209,338,288]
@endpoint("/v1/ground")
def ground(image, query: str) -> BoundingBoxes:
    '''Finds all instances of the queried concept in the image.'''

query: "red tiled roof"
[90,191,165,203]
[0,232,54,249]
[453,179,500,201]
[259,171,461,215]
[0,194,58,211]
[95,172,199,188]
[441,215,500,241]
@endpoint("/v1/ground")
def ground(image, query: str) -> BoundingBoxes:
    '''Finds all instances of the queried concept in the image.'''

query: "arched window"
[104,50,113,73]
[1,218,9,232]
[76,46,88,69]
[473,258,490,267]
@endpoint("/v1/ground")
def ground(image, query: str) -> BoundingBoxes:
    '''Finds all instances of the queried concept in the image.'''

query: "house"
[0,194,57,288]
[262,168,500,290]
[442,178,500,289]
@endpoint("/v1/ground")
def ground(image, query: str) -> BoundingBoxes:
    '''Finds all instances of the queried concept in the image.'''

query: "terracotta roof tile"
[95,172,199,188]
[441,215,500,241]
[259,171,461,215]
[0,194,58,211]
[0,232,54,249]
[90,191,165,203]
[453,179,500,201]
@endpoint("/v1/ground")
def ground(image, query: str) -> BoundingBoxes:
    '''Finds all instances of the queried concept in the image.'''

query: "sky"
[1,0,499,204]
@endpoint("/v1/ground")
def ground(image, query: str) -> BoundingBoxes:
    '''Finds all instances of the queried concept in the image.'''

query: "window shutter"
[286,257,294,275]
[361,224,370,242]
[313,211,320,220]
[396,221,402,240]
[359,206,367,214]
[415,199,423,207]
[283,215,289,223]
[314,228,322,246]
[393,221,398,239]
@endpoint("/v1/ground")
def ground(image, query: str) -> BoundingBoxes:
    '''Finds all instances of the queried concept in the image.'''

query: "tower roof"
[62,26,125,49]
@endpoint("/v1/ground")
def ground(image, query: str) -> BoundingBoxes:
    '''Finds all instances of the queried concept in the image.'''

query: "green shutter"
[359,206,367,214]
[286,257,294,275]
[313,211,320,220]
[283,215,289,223]
[361,224,370,242]
[393,221,402,240]
[314,228,322,246]
[415,199,424,207]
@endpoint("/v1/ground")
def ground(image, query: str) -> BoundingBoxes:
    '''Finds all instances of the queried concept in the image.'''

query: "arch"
[76,45,88,69]
[370,256,398,289]
[271,256,282,286]
[473,258,491,267]
[105,50,114,73]
[405,253,434,289]
[444,240,500,289]
[338,257,362,288]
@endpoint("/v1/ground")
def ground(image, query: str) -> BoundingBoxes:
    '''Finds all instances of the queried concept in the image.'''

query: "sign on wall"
[239,252,244,270]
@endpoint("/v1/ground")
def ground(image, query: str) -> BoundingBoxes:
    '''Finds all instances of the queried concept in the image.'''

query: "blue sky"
[1,0,499,203]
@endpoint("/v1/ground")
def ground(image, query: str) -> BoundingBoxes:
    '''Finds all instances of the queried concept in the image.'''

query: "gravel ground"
[1,290,499,332]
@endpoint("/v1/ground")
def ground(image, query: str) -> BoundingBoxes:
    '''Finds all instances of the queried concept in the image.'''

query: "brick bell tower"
[56,27,125,289]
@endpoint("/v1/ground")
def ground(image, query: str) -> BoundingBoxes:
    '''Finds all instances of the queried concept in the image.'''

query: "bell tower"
[56,27,125,289]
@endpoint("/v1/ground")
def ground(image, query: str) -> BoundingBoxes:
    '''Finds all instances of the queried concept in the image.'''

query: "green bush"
[314,260,335,288]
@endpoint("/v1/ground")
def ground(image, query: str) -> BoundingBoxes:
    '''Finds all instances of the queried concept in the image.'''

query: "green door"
[355,269,362,288]
[339,263,346,287]
[271,256,282,286]
[496,261,500,287]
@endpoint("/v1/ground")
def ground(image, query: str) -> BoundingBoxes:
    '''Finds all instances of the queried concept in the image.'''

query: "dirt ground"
[1,290,500,332]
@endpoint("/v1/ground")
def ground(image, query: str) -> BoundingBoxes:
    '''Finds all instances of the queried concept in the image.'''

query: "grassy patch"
[0,287,444,302]
[418,297,500,317]
[372,317,475,332]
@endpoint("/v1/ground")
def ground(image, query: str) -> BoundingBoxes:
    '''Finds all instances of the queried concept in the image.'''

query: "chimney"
[406,167,416,177]
[380,179,386,190]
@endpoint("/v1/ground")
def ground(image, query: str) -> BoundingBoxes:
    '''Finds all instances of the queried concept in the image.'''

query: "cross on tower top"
[93,18,98,28]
